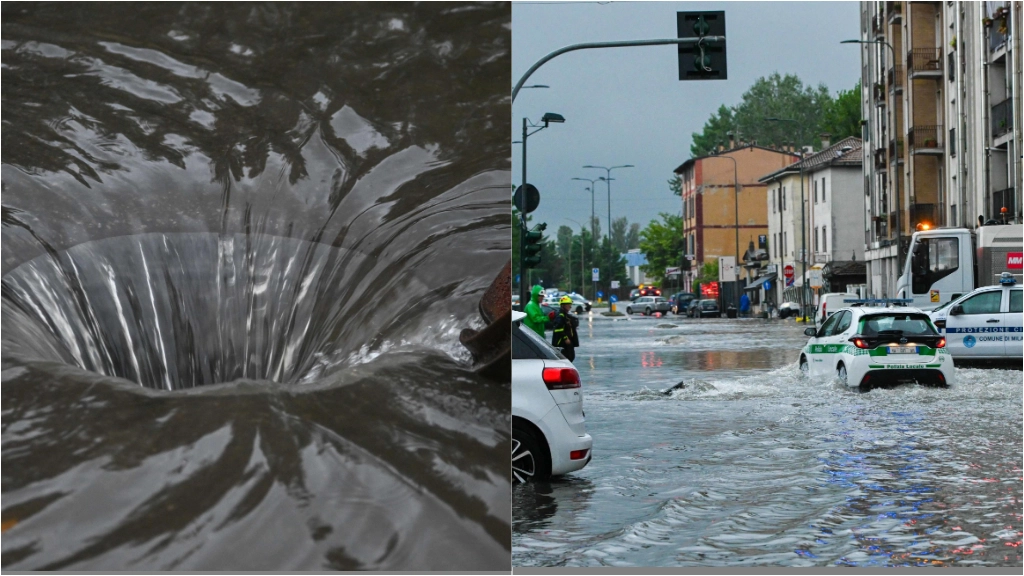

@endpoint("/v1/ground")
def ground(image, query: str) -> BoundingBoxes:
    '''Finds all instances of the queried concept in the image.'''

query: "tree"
[638,213,685,284]
[555,225,574,262]
[611,217,629,253]
[668,174,682,196]
[625,223,640,250]
[820,81,862,141]
[692,260,719,293]
[690,104,735,157]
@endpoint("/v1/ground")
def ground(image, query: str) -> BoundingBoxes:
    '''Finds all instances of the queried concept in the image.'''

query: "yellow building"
[675,144,799,283]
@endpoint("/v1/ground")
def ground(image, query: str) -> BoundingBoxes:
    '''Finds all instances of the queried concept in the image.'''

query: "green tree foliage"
[668,174,682,197]
[555,225,574,262]
[638,213,685,284]
[820,81,862,141]
[625,223,640,251]
[690,73,853,157]
[691,260,719,293]
[611,217,629,253]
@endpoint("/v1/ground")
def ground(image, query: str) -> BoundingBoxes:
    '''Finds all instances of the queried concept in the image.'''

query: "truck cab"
[896,225,1022,311]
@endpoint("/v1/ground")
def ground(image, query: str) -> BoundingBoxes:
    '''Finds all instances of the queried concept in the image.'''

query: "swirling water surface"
[2,3,510,570]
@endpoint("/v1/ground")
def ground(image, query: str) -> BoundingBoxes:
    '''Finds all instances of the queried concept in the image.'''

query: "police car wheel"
[576,306,583,314]
[799,356,809,375]
[836,363,847,383]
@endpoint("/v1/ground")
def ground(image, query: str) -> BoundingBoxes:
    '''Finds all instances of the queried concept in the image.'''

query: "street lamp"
[702,155,741,314]
[841,39,903,275]
[518,112,565,306]
[583,164,633,240]
[571,177,599,238]
[766,117,811,321]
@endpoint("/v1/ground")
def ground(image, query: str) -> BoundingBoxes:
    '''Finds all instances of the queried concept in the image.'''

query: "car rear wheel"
[512,424,550,484]
[576,305,583,314]
[836,363,848,384]
[645,307,652,315]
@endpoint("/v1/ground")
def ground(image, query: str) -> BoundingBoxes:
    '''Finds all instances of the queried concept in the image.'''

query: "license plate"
[887,346,918,354]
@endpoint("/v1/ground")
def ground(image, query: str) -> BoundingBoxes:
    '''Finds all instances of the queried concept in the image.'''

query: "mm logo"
[1008,252,1023,270]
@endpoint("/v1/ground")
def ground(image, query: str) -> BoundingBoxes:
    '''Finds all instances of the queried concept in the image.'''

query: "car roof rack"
[842,298,913,307]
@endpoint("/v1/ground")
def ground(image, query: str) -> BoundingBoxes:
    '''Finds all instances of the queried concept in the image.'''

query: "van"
[815,292,858,326]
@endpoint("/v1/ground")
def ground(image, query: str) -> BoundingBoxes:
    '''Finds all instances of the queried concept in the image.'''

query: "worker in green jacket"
[523,285,548,337]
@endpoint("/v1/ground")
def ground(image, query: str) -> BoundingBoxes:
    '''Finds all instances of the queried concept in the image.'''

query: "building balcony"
[887,65,903,93]
[874,147,887,170]
[873,82,886,105]
[907,48,942,78]
[992,97,1013,138]
[886,1,902,24]
[872,14,885,38]
[872,215,889,241]
[911,203,937,228]
[988,10,1010,53]
[991,187,1017,220]
[908,125,943,154]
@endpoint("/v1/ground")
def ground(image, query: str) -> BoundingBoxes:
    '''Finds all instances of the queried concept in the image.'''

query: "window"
[833,311,852,335]
[821,178,826,202]
[782,187,786,210]
[814,227,819,251]
[822,226,827,252]
[1011,290,1022,313]
[949,127,956,157]
[783,232,787,256]
[957,291,1001,315]
[817,312,842,337]
[814,180,818,204]
[910,237,959,294]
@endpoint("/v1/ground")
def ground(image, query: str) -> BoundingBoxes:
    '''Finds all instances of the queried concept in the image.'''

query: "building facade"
[675,144,799,291]
[760,137,866,311]
[858,0,1022,297]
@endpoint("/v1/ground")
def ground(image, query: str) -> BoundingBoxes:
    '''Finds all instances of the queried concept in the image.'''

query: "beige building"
[675,144,799,290]
[858,1,1022,297]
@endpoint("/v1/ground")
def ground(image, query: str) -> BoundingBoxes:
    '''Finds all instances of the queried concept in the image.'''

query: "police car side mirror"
[804,327,817,337]
[949,305,964,316]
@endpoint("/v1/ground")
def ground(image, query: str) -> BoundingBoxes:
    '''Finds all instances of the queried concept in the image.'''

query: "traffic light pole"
[512,37,725,104]
[519,117,529,308]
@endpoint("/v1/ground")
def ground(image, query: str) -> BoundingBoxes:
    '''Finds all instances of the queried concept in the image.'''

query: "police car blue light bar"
[999,272,1017,285]
[842,298,914,306]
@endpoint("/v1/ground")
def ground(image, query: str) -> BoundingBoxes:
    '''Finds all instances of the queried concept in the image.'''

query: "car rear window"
[859,313,937,336]
[512,322,564,360]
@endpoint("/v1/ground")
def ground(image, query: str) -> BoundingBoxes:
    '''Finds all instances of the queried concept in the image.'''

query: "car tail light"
[570,449,589,460]
[853,338,869,349]
[542,367,581,389]
[936,337,946,348]
[821,302,826,318]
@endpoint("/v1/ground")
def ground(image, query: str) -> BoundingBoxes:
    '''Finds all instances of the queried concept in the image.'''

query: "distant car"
[671,292,697,315]
[692,299,720,318]
[799,304,954,390]
[637,284,661,297]
[512,311,593,483]
[814,292,859,326]
[778,301,801,319]
[629,288,640,301]
[626,296,671,316]
[566,293,591,314]
[512,294,521,312]
[929,273,1022,361]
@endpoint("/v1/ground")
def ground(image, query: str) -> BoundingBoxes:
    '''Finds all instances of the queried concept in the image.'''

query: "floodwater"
[513,314,1023,568]
[2,3,510,570]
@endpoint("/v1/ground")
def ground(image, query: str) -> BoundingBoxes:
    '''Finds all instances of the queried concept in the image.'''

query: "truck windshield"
[860,313,938,337]
[911,237,959,294]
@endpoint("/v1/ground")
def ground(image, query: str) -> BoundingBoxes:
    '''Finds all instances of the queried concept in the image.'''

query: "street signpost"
[784,264,795,287]
[665,266,681,276]
[592,268,600,282]
[718,256,736,282]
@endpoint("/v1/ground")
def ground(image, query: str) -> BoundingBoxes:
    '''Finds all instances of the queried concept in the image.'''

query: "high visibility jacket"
[523,300,547,337]
[551,310,580,349]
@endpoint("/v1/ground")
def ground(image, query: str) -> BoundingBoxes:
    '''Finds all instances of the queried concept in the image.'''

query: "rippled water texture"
[513,315,1023,568]
[2,3,510,570]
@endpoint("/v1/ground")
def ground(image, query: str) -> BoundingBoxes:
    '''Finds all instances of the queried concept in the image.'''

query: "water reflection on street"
[513,314,1023,568]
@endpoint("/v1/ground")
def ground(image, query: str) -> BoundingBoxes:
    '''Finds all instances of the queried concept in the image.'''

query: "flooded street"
[2,4,510,570]
[513,314,1023,568]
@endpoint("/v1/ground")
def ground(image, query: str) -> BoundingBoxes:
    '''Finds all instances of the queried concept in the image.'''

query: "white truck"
[896,224,1023,311]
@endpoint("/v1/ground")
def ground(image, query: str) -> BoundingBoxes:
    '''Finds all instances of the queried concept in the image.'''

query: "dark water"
[2,3,510,570]
[513,315,1023,568]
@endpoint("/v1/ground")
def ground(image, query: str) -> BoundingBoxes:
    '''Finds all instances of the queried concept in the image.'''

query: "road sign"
[718,256,736,282]
[592,267,600,281]
[513,184,540,214]
[665,266,681,276]
[610,280,620,289]
[610,295,618,303]
[763,279,772,291]
[784,264,795,288]
[597,291,604,298]
[809,265,823,289]
[685,254,695,260]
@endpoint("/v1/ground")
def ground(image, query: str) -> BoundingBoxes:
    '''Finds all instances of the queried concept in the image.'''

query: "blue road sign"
[610,294,618,303]
[763,280,772,291]
[516,274,520,283]
[597,291,604,298]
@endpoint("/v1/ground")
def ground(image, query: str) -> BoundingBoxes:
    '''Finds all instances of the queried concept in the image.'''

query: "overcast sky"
[512,0,860,238]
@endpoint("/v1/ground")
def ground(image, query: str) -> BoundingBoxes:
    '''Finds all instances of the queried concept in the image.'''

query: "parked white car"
[799,303,955,390]
[511,311,592,483]
[929,273,1023,360]
[814,292,859,326]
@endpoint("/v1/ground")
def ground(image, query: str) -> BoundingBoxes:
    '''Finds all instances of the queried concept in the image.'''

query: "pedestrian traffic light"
[677,11,727,81]
[523,223,546,269]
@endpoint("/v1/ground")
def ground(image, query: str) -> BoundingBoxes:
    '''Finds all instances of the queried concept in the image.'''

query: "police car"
[929,272,1023,360]
[799,299,955,390]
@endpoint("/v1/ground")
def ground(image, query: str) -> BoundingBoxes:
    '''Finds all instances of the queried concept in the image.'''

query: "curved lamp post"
[583,164,633,240]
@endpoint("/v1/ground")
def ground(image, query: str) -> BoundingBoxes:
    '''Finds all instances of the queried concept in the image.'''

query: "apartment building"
[759,137,866,311]
[858,1,1022,298]
[675,143,799,291]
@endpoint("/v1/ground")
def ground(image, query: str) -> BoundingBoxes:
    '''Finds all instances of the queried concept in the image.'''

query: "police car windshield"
[861,313,937,336]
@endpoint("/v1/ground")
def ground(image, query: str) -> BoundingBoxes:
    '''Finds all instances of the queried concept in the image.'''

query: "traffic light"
[523,223,546,269]
[677,11,727,81]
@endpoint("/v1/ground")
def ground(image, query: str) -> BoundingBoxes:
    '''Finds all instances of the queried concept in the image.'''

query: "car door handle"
[986,319,1000,323]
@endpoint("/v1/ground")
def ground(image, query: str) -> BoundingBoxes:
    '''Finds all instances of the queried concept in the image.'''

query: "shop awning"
[743,273,777,291]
